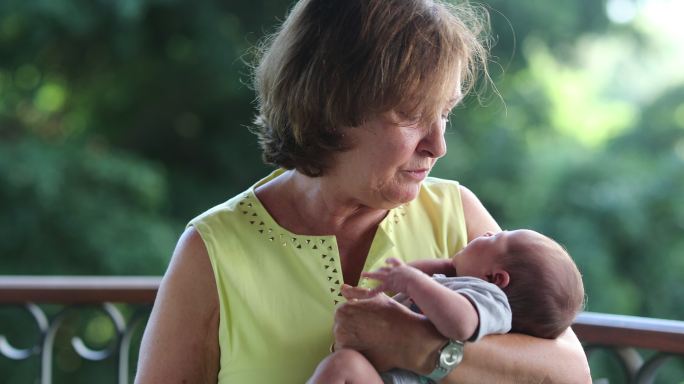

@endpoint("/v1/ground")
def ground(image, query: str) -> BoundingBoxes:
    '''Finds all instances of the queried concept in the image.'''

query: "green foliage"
[0,137,175,274]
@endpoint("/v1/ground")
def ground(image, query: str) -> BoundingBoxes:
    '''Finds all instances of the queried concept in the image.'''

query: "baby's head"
[452,229,585,339]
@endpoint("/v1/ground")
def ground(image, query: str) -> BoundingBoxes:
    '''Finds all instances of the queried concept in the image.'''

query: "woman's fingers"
[333,293,423,372]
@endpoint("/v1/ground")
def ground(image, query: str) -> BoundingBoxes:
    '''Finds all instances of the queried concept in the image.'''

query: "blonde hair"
[252,0,491,176]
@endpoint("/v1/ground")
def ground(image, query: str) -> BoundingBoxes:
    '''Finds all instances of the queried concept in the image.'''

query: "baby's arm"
[362,258,479,341]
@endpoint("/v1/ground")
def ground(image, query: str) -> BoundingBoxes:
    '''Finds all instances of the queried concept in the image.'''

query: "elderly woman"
[136,0,590,383]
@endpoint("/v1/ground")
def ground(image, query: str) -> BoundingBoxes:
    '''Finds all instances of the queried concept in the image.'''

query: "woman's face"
[325,104,455,209]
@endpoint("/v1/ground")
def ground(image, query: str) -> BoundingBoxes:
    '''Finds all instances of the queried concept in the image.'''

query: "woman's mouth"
[402,169,429,181]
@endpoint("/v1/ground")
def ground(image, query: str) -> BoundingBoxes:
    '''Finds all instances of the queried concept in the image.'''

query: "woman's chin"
[381,185,421,207]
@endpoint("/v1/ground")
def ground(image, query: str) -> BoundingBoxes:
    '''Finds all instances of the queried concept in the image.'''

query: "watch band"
[423,339,464,382]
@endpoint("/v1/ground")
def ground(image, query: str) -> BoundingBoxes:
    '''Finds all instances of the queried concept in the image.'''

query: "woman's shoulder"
[187,189,263,241]
[392,177,468,256]
[418,176,463,207]
[189,170,282,228]
[423,175,460,187]
[189,191,248,223]
[425,179,501,242]
[419,177,488,216]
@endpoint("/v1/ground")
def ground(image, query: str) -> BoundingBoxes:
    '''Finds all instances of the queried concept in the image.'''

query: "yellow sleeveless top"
[188,170,468,383]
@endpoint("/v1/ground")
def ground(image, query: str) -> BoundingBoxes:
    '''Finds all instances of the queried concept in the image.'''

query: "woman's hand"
[333,285,445,373]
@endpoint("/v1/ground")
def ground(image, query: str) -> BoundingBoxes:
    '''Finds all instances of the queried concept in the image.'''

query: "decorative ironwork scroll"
[0,302,151,384]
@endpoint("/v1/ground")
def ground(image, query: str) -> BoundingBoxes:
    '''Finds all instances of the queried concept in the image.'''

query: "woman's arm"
[135,227,220,383]
[447,328,591,384]
[334,293,590,383]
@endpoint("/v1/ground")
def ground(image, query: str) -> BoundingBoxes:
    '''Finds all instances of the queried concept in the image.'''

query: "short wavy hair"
[252,0,490,177]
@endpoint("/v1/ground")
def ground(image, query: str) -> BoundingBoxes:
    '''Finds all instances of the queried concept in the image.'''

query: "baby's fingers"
[340,284,374,300]
[369,286,386,296]
[361,271,387,280]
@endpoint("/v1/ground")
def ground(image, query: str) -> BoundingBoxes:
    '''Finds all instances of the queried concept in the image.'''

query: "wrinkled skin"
[333,285,442,373]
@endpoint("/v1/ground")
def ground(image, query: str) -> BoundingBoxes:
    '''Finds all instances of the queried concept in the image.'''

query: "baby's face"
[452,230,538,279]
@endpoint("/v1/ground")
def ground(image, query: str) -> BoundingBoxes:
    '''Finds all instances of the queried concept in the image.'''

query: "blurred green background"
[1,0,683,382]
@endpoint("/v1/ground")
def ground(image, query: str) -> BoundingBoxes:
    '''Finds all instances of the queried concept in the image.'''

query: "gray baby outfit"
[381,275,512,384]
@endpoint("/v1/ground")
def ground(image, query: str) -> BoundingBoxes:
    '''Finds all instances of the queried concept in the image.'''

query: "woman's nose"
[418,120,447,158]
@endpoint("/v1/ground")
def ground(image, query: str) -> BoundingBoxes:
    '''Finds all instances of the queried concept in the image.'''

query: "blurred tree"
[0,137,175,275]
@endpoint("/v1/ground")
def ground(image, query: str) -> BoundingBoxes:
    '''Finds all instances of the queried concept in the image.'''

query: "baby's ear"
[488,270,510,289]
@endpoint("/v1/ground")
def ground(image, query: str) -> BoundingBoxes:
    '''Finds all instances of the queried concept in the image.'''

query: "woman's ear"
[487,270,510,288]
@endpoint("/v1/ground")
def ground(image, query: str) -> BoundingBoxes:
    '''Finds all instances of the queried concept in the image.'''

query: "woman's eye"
[399,112,421,123]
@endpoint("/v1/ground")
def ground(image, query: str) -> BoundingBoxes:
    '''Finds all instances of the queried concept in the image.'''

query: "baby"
[308,229,585,384]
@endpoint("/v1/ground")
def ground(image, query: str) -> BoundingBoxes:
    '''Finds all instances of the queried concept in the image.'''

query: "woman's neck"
[255,169,388,237]
[256,169,388,285]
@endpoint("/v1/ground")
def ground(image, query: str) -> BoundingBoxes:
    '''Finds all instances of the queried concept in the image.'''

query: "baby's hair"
[499,231,584,339]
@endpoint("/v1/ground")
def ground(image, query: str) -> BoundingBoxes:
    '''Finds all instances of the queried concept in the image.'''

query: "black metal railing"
[1,276,683,383]
[0,276,158,384]
[574,312,684,383]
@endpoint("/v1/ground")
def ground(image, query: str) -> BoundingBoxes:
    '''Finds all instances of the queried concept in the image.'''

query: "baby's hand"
[340,284,375,300]
[361,257,424,295]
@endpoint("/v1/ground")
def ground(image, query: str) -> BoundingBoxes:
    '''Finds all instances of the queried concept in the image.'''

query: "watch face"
[440,341,464,367]
[425,340,465,381]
